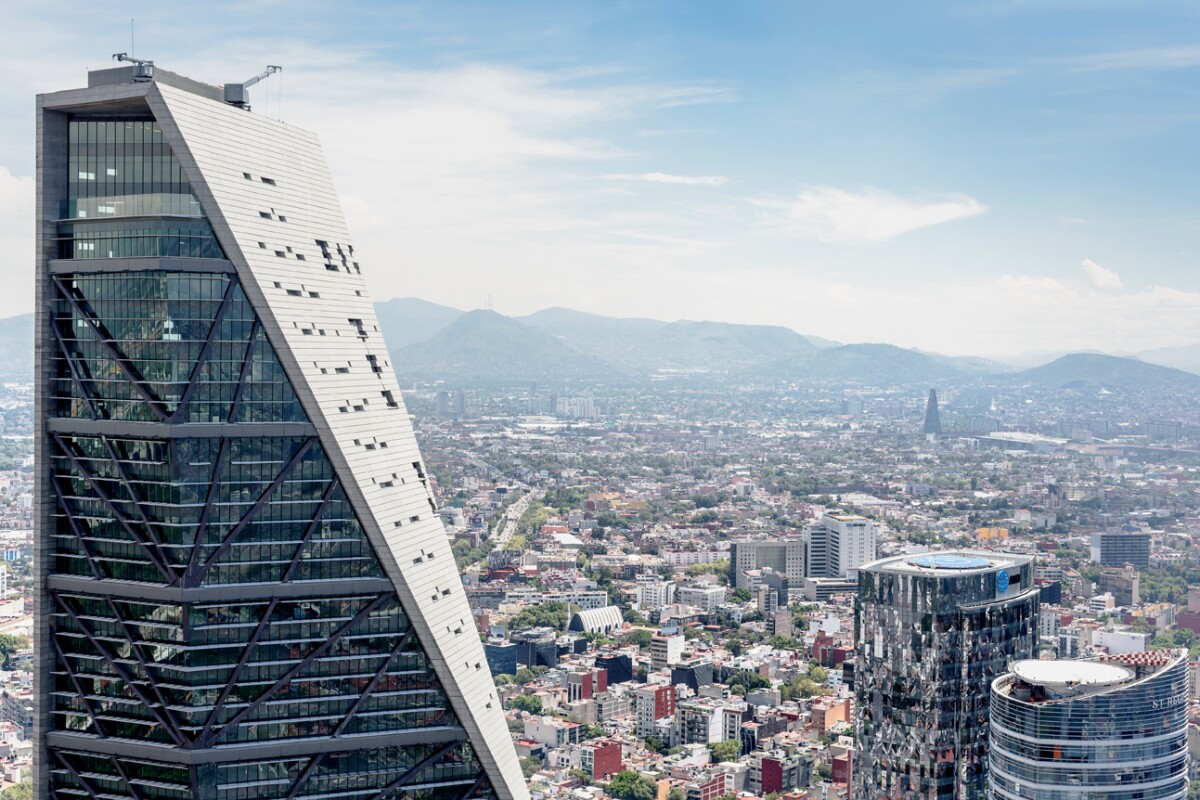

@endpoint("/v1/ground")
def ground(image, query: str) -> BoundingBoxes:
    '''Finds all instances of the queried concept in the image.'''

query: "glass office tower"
[855,552,1039,800]
[35,66,526,800]
[989,651,1189,800]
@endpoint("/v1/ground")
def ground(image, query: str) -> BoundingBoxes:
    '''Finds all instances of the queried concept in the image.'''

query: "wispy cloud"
[753,186,985,245]
[1081,258,1124,290]
[604,172,729,186]
[1067,45,1200,72]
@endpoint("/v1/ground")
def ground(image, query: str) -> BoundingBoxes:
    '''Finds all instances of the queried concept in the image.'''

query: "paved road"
[493,488,544,547]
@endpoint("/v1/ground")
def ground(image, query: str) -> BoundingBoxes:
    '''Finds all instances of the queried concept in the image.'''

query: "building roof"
[862,549,1032,576]
[567,606,624,634]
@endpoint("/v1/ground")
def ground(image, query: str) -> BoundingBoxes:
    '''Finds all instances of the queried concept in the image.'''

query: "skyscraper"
[855,552,1039,800]
[804,513,878,580]
[35,64,525,800]
[923,388,942,435]
[989,650,1189,800]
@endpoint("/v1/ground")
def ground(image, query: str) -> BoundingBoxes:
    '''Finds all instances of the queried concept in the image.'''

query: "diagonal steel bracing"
[198,593,390,747]
[51,636,106,738]
[48,313,100,419]
[455,772,489,800]
[51,433,175,583]
[51,750,103,800]
[280,476,340,583]
[171,276,240,423]
[183,437,230,583]
[51,477,102,579]
[109,757,147,800]
[195,598,279,744]
[54,598,186,748]
[51,275,169,422]
[190,436,317,585]
[97,435,179,581]
[365,740,461,800]
[226,318,260,423]
[330,627,417,738]
[103,597,189,746]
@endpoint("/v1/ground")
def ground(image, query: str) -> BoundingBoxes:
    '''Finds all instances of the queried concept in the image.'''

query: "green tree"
[0,635,28,670]
[643,736,669,755]
[708,740,741,762]
[508,695,543,714]
[608,771,656,800]
[0,783,30,800]
[510,601,570,632]
[520,757,542,779]
[625,629,654,649]
[732,588,752,603]
[494,673,515,686]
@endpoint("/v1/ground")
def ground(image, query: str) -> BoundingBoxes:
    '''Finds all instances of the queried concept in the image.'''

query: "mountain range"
[2,300,1198,390]
[377,299,1200,389]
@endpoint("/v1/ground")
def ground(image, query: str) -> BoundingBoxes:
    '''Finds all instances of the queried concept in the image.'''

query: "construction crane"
[224,65,283,110]
[112,53,154,82]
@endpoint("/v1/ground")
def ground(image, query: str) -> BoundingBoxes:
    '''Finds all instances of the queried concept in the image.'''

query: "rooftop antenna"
[113,51,154,82]
[224,65,283,110]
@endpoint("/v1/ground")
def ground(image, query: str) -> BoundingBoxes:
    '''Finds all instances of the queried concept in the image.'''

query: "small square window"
[261,177,276,186]
[296,254,306,262]
[259,242,267,249]
[278,215,287,222]
[260,211,272,219]
[243,172,253,180]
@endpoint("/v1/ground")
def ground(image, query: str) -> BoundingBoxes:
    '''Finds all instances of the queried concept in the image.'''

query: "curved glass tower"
[989,650,1190,800]
[35,66,527,800]
[854,551,1039,800]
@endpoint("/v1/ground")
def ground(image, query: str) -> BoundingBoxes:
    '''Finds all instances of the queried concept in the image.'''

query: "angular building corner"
[34,66,528,800]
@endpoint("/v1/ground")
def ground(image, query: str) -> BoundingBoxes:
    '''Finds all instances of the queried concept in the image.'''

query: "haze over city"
[9,5,1200,800]
[3,1,1200,356]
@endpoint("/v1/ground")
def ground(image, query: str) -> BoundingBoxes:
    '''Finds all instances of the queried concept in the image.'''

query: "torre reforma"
[34,65,527,800]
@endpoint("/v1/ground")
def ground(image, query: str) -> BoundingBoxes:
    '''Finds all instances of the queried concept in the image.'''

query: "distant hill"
[521,307,816,375]
[1136,343,1200,376]
[799,343,965,384]
[1010,353,1200,389]
[0,314,32,381]
[373,298,463,349]
[391,309,615,383]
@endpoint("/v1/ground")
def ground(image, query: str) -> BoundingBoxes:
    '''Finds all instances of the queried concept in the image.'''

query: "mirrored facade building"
[854,552,1039,800]
[989,650,1189,800]
[35,66,527,800]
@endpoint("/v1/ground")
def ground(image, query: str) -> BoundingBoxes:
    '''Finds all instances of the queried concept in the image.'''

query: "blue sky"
[4,1,1200,356]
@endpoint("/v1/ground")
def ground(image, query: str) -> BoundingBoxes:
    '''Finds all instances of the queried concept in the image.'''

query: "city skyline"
[35,65,525,800]
[2,2,1200,356]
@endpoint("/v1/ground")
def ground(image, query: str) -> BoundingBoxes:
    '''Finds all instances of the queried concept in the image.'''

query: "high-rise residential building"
[923,389,942,435]
[804,513,878,580]
[1090,531,1151,569]
[855,552,1039,800]
[1097,564,1141,606]
[729,538,805,588]
[35,65,525,800]
[988,650,1189,800]
[634,683,676,738]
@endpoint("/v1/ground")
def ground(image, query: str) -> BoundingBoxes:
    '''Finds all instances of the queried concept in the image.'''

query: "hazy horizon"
[4,2,1200,357]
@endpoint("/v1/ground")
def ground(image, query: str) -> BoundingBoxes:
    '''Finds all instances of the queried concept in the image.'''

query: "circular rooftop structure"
[907,554,992,570]
[1011,659,1133,690]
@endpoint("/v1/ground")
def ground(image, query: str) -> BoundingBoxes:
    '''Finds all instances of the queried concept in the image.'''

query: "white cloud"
[1081,258,1124,290]
[0,165,33,316]
[604,172,729,186]
[754,185,985,245]
[1068,45,1200,73]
